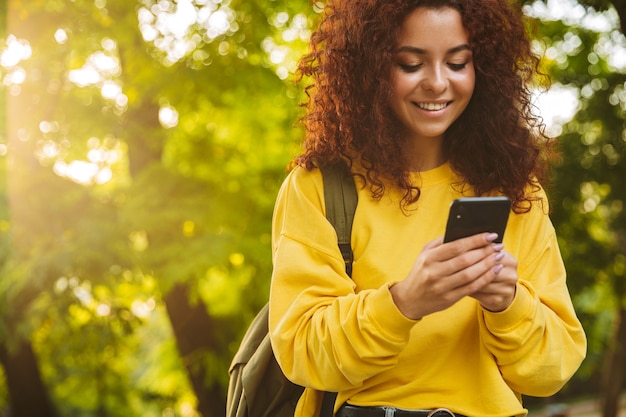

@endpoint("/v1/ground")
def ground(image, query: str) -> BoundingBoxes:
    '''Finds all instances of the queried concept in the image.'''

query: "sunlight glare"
[73,284,94,306]
[206,9,230,37]
[66,161,98,184]
[68,50,125,105]
[524,0,585,24]
[138,0,235,64]
[524,0,626,133]
[101,80,122,99]
[96,304,111,317]
[131,299,156,318]
[1,35,32,67]
[87,148,107,163]
[39,142,60,159]
[525,0,619,32]
[55,277,69,293]
[159,105,179,128]
[45,122,63,136]
[101,37,116,52]
[91,51,120,74]
[68,51,120,87]
[69,66,101,87]
[115,94,129,109]
[263,13,313,80]
[533,84,579,136]
[95,168,113,184]
[54,29,69,44]
[3,67,26,85]
[162,0,197,39]
[54,160,99,185]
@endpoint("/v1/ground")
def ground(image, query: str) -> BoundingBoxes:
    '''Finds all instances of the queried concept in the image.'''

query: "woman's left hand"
[470,250,518,312]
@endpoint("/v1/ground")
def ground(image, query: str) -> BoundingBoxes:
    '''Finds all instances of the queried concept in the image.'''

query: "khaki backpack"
[226,163,357,417]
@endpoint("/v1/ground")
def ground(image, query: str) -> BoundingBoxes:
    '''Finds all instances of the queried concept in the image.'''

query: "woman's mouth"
[415,102,450,111]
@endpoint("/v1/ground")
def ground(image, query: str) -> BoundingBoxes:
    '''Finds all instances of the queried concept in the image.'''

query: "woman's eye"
[398,63,422,72]
[448,62,467,71]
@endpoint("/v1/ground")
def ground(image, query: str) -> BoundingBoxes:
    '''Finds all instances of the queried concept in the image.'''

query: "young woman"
[269,1,587,416]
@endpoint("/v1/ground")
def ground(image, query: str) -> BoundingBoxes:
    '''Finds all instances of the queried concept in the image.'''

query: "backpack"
[226,163,358,417]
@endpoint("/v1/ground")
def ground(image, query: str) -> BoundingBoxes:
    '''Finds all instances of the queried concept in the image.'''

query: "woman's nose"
[422,64,448,93]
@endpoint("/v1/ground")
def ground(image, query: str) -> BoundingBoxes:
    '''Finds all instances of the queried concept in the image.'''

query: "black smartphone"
[443,196,511,243]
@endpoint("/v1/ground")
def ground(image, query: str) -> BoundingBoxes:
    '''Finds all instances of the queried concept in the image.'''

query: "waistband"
[337,405,466,417]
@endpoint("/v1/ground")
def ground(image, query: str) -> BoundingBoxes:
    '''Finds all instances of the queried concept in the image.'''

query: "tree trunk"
[164,284,227,416]
[601,307,626,417]
[1,2,57,415]
[123,100,224,416]
[0,341,54,417]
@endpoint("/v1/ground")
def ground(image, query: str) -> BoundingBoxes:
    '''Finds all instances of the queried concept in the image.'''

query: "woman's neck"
[404,136,446,172]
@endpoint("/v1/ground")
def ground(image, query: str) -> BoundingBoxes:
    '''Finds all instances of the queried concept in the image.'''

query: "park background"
[0,0,625,416]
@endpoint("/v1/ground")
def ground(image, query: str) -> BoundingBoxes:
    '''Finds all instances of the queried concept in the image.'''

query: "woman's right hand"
[389,232,504,320]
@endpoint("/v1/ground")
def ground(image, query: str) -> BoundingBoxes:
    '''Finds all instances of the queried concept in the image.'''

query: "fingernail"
[492,243,504,252]
[493,264,504,274]
[486,233,498,242]
[494,252,505,261]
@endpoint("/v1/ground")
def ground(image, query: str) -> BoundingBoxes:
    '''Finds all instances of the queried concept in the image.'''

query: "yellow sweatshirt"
[269,163,586,417]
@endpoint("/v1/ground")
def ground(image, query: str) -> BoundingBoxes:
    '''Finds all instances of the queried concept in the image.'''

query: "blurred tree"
[1,0,315,415]
[523,1,626,416]
[0,0,12,413]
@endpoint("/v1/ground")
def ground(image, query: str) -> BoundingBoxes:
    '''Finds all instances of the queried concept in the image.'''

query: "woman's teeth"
[416,102,448,111]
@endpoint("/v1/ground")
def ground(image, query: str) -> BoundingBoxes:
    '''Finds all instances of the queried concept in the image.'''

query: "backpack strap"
[320,162,358,278]
[319,162,358,417]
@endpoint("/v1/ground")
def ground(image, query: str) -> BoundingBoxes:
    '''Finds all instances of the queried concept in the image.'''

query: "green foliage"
[1,0,314,414]
[525,0,626,386]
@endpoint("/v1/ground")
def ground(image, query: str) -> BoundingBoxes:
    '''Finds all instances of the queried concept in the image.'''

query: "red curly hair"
[294,0,553,212]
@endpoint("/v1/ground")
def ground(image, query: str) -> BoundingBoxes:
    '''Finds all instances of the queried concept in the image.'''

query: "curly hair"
[294,0,554,212]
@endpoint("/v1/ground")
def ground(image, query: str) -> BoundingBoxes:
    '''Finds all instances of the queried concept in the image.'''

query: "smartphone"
[443,196,511,243]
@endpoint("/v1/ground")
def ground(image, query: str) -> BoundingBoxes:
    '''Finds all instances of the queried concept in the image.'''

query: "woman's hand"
[470,250,518,312]
[389,232,508,320]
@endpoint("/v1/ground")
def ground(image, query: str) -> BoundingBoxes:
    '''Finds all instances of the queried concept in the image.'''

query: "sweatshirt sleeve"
[268,167,417,391]
[478,193,587,396]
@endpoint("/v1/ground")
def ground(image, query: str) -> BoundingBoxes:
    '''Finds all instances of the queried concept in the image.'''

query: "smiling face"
[389,6,475,165]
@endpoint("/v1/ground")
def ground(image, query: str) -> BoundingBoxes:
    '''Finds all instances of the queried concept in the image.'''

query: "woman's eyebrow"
[394,44,472,55]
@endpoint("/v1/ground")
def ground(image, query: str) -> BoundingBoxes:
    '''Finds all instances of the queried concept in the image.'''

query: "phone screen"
[443,197,511,243]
